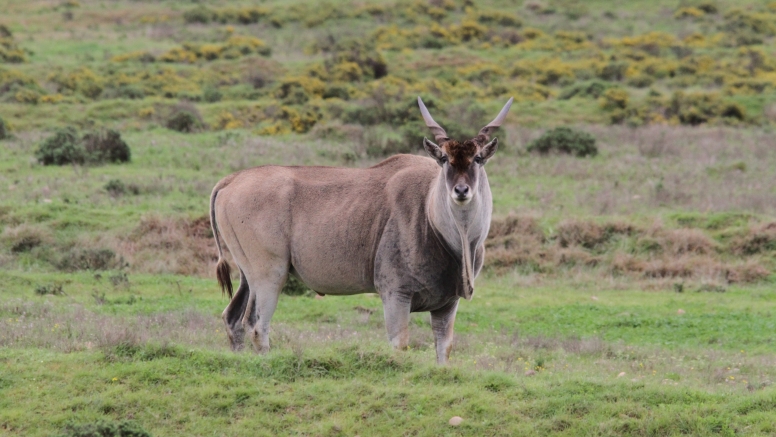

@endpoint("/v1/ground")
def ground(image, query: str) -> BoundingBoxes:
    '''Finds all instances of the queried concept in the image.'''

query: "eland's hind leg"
[222,269,251,351]
[241,263,287,353]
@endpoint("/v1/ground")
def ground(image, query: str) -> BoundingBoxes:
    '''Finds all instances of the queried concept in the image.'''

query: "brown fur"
[443,139,479,172]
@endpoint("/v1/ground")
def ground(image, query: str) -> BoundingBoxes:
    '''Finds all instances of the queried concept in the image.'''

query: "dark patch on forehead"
[443,139,479,171]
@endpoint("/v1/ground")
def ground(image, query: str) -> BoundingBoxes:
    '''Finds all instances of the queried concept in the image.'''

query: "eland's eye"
[440,156,449,164]
[474,156,483,165]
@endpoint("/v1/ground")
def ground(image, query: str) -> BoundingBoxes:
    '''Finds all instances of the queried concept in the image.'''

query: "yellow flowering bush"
[674,7,705,19]
[49,67,105,99]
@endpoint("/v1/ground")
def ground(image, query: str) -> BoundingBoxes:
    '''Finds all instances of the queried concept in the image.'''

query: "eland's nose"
[454,185,470,198]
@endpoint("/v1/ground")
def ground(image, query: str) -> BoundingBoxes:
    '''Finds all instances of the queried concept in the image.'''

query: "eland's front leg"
[430,300,459,364]
[381,292,411,350]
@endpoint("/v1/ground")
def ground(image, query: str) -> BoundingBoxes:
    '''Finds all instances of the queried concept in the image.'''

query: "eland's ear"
[423,137,447,166]
[480,137,498,163]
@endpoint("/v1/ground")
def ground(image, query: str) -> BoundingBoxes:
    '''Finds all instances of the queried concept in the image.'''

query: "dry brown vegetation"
[486,214,773,286]
[119,215,217,276]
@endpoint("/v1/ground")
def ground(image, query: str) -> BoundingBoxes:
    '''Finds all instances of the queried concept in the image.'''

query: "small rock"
[617,372,626,378]
[525,369,536,376]
[677,309,685,315]
[591,296,599,301]
[449,416,463,426]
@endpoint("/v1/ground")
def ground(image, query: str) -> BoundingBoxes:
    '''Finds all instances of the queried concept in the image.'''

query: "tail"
[210,186,233,298]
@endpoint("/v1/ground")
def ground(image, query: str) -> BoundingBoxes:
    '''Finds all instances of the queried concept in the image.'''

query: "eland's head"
[418,96,514,206]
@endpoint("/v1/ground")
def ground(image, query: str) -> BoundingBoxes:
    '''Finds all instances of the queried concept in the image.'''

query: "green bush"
[598,61,628,81]
[363,125,414,157]
[166,103,204,133]
[527,127,598,157]
[183,5,215,23]
[115,84,145,99]
[34,284,65,296]
[668,91,745,125]
[477,11,522,27]
[83,130,131,163]
[282,274,313,296]
[627,74,654,88]
[0,116,8,139]
[105,179,126,196]
[57,248,118,271]
[202,86,222,103]
[35,127,84,165]
[36,128,131,165]
[558,80,611,100]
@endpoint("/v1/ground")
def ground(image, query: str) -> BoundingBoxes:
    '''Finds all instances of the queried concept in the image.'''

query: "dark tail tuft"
[216,259,233,299]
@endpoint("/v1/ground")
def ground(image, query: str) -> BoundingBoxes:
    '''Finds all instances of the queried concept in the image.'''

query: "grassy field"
[3,271,776,436]
[2,0,776,435]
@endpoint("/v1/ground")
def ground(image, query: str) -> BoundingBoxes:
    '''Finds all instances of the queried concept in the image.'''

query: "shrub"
[527,127,598,157]
[57,248,118,271]
[312,37,388,81]
[363,125,414,157]
[0,116,8,139]
[558,80,611,100]
[3,224,52,253]
[275,76,325,104]
[83,130,131,164]
[674,7,704,19]
[114,84,145,99]
[697,2,718,14]
[166,103,204,133]
[668,91,745,125]
[154,36,270,63]
[35,127,84,165]
[183,5,216,23]
[105,179,126,196]
[599,88,629,110]
[0,25,27,63]
[36,128,131,165]
[598,61,628,81]
[732,223,776,255]
[202,86,222,103]
[34,284,65,296]
[626,74,654,88]
[477,11,522,27]
[323,83,354,100]
[48,67,104,99]
[722,9,776,35]
[282,275,312,296]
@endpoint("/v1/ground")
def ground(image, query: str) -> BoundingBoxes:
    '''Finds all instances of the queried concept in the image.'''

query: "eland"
[210,96,513,363]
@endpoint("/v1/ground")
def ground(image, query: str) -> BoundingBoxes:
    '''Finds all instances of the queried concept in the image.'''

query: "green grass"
[3,0,776,435]
[2,271,776,435]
